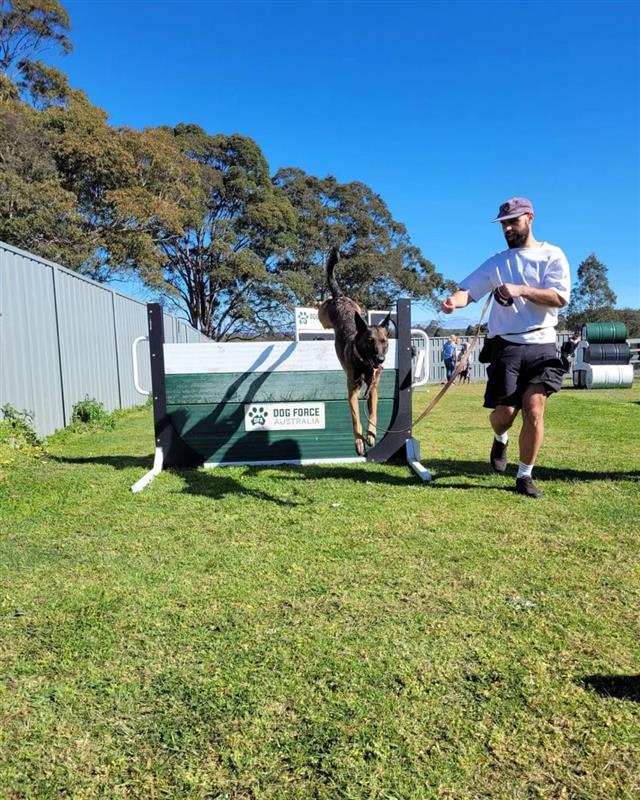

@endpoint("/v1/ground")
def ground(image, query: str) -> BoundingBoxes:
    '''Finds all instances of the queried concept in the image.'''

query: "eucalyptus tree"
[0,0,71,81]
[272,167,452,312]
[128,124,297,339]
[0,0,87,264]
[0,0,148,273]
[570,253,617,313]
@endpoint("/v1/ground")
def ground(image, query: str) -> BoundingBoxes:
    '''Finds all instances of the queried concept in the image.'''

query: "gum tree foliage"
[131,124,298,340]
[562,253,640,336]
[569,253,617,313]
[0,1,450,339]
[0,0,86,265]
[562,252,629,333]
[272,167,453,311]
[564,306,640,338]
[0,77,170,275]
[0,0,165,275]
[0,0,71,82]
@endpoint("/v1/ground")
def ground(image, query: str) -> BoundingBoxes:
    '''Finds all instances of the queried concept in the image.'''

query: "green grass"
[1,383,639,799]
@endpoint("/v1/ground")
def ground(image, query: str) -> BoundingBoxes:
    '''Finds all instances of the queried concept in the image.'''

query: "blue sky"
[52,0,639,326]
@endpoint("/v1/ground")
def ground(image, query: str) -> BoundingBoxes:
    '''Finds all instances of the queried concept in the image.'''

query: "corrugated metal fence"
[0,241,209,438]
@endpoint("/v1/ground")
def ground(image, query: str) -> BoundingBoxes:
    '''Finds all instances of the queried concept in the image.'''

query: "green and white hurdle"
[131,299,430,492]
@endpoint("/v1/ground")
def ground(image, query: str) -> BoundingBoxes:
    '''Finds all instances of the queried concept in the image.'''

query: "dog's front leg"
[348,379,365,456]
[365,368,381,447]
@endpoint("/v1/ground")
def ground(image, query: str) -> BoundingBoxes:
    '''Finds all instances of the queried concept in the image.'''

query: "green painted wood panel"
[165,369,398,405]
[167,398,395,463]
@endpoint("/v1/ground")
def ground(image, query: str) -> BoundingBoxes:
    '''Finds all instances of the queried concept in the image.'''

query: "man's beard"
[504,228,529,248]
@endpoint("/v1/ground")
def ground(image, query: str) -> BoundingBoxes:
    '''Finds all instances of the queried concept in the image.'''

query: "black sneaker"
[515,476,543,498]
[490,438,508,472]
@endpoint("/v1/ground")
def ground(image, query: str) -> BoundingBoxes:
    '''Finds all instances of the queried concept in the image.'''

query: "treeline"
[562,254,640,337]
[2,3,635,340]
[0,1,452,339]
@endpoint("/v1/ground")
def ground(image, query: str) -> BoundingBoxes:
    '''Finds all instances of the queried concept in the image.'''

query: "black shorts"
[484,338,565,409]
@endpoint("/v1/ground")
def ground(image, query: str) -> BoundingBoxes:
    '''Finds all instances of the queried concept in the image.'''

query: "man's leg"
[489,404,518,472]
[519,384,547,465]
[515,384,547,497]
[490,404,518,436]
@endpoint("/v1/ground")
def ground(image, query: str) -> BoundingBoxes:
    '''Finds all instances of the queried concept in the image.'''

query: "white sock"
[494,432,509,444]
[517,462,533,479]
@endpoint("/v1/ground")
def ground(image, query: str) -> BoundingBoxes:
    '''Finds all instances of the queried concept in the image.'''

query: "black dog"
[318,248,391,455]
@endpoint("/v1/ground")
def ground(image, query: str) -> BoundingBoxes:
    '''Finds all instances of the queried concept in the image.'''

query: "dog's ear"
[379,313,391,330]
[354,311,368,334]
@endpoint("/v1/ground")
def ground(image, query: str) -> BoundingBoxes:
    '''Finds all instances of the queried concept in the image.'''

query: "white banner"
[243,402,326,432]
[295,307,323,332]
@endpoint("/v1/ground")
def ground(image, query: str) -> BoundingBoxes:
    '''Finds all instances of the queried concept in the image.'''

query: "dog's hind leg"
[348,379,366,456]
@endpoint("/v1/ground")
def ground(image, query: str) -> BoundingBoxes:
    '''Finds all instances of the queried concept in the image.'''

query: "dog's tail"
[326,246,342,298]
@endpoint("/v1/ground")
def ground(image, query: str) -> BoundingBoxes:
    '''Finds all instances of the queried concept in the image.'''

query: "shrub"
[0,404,42,448]
[70,397,115,430]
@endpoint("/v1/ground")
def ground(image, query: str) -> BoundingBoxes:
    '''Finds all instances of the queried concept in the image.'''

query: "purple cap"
[492,197,534,222]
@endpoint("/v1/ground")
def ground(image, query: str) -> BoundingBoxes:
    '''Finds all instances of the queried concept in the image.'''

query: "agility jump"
[131,299,430,492]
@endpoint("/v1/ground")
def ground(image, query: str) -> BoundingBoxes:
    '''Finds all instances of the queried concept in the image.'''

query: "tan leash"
[411,292,492,427]
[361,292,493,436]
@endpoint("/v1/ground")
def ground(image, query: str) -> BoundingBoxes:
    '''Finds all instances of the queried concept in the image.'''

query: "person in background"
[442,335,459,382]
[457,342,471,384]
[441,197,570,498]
[560,331,581,373]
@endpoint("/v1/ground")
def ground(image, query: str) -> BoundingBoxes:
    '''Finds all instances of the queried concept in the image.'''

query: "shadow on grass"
[424,459,640,485]
[51,454,307,506]
[176,468,306,507]
[280,459,640,487]
[51,455,639,500]
[53,455,150,470]
[580,674,640,702]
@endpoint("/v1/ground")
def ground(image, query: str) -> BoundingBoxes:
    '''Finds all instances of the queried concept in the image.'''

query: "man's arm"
[441,289,471,314]
[500,284,567,308]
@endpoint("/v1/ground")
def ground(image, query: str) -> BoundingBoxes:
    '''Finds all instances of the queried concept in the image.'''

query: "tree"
[0,0,183,280]
[570,253,617,313]
[0,83,159,274]
[0,2,86,264]
[465,322,487,336]
[563,306,640,338]
[272,167,453,311]
[0,1,149,274]
[0,94,95,265]
[128,124,298,339]
[0,3,449,337]
[0,0,71,88]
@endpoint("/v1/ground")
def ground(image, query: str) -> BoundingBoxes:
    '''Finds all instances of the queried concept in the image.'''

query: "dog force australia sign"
[295,307,322,332]
[243,402,326,432]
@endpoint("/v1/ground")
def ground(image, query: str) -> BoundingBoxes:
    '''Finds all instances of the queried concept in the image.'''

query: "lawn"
[1,382,639,799]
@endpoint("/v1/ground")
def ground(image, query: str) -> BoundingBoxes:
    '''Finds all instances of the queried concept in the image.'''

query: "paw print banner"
[295,307,320,330]
[243,402,326,432]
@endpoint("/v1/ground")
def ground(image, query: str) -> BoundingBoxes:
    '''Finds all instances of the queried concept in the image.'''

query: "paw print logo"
[298,311,309,325]
[248,406,268,426]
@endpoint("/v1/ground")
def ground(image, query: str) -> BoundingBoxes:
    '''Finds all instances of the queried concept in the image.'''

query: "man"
[441,197,570,498]
[442,335,459,382]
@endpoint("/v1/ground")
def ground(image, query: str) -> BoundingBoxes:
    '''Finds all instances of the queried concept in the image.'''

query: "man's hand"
[441,297,456,314]
[499,283,566,308]
[499,283,522,299]
[441,289,470,314]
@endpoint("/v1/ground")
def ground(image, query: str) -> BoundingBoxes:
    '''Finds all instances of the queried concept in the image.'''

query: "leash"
[360,292,493,437]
